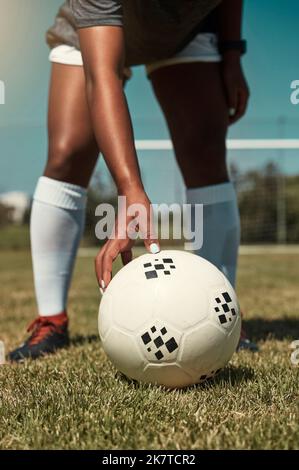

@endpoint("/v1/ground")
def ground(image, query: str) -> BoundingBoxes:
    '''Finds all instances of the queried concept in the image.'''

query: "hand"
[221,52,250,125]
[95,188,160,292]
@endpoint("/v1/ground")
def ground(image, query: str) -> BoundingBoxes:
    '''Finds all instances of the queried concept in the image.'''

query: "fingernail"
[101,280,106,290]
[229,108,235,116]
[150,243,160,254]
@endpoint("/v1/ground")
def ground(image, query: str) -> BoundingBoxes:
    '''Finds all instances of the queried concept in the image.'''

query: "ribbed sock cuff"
[187,182,236,205]
[33,177,87,210]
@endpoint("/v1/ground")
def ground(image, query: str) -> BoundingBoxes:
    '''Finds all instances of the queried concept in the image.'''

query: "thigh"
[150,62,229,188]
[45,63,99,187]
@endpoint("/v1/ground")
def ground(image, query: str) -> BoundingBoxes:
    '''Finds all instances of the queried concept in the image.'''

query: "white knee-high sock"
[186,182,240,287]
[30,177,87,316]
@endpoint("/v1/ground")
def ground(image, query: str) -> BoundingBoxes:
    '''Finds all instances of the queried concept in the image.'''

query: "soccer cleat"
[8,312,69,362]
[237,326,259,352]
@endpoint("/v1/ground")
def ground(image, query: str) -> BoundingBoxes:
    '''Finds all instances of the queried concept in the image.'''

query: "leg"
[150,62,228,188]
[31,63,99,318]
[9,63,100,362]
[150,62,240,286]
[45,63,99,186]
[9,63,100,361]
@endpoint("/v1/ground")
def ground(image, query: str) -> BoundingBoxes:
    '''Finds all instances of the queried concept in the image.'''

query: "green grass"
[0,225,30,250]
[0,249,299,450]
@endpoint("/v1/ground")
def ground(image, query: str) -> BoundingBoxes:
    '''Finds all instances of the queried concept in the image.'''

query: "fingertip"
[103,272,111,290]
[94,258,102,287]
[149,242,160,254]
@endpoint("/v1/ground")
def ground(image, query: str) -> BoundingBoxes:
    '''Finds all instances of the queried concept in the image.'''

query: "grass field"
[0,248,299,450]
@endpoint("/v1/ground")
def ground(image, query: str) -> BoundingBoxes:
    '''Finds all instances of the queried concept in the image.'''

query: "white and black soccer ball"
[98,250,241,389]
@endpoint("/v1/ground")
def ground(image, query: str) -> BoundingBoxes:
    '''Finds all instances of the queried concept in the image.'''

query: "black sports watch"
[218,39,247,56]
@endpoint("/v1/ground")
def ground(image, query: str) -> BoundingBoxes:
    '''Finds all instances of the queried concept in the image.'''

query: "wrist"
[117,180,145,197]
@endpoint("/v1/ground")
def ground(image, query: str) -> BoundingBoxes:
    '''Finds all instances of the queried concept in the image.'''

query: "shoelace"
[26,317,61,346]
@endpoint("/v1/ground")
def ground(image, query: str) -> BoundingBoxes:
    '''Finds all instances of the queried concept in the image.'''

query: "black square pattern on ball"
[140,326,179,361]
[141,332,151,345]
[143,259,176,280]
[215,292,236,325]
[145,270,158,280]
[155,350,164,360]
[154,264,164,270]
[154,336,164,348]
[218,314,227,324]
[165,337,179,353]
[222,292,232,303]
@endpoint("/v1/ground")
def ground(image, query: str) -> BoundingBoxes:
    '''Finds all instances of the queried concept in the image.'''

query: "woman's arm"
[79,26,143,195]
[78,26,159,289]
[217,0,250,124]
[218,0,242,44]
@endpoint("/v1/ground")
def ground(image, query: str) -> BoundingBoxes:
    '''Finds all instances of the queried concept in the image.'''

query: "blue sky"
[0,0,299,201]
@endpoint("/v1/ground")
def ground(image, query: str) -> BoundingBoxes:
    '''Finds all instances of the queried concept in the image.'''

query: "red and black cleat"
[8,312,69,362]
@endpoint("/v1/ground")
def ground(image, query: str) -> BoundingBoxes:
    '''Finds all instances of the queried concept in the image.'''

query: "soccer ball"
[98,250,241,389]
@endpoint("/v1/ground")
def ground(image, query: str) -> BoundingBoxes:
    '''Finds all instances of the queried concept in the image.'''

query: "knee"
[45,138,80,181]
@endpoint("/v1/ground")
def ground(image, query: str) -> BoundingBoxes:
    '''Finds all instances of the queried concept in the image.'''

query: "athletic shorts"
[49,32,221,79]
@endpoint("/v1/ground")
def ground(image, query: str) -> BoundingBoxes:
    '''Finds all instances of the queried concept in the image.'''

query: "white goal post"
[134,139,299,245]
[135,139,299,151]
